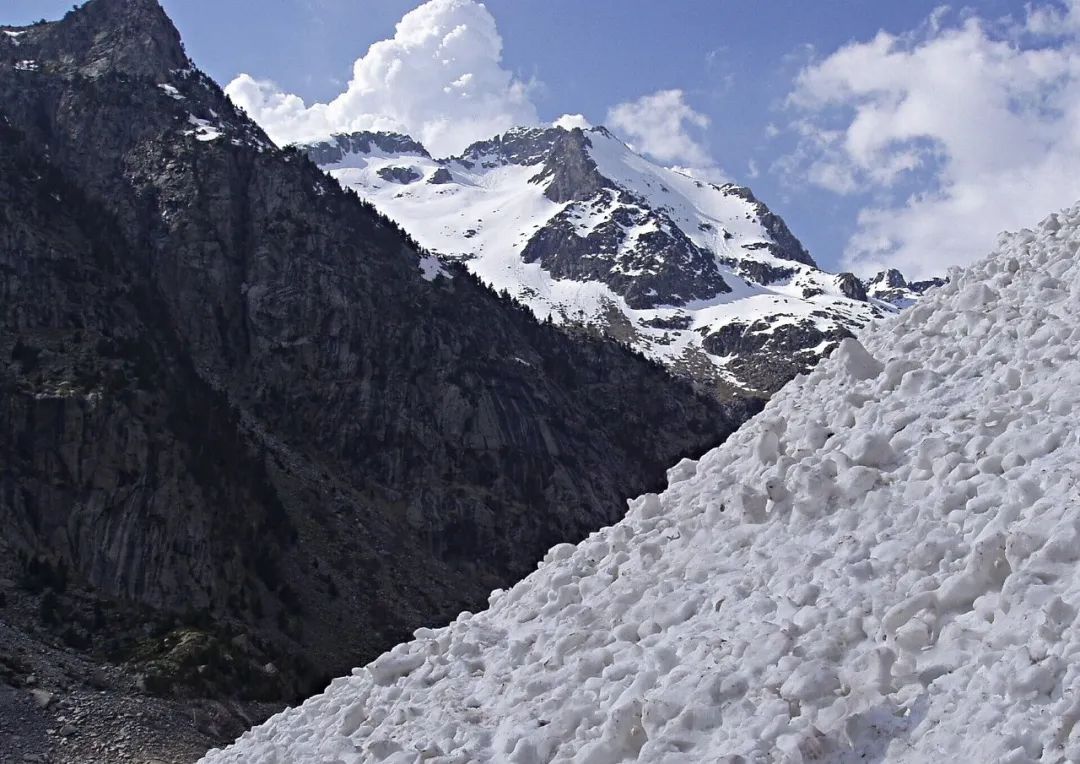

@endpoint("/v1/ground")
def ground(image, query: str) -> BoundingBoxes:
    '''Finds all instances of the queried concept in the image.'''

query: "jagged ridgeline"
[302,127,946,397]
[0,0,751,747]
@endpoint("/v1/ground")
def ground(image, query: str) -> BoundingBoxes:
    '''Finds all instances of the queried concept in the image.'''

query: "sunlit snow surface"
[203,206,1080,762]
[319,128,889,390]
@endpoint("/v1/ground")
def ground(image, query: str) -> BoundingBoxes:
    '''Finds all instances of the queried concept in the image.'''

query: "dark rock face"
[722,256,795,287]
[376,165,421,184]
[454,127,732,309]
[703,318,854,393]
[521,192,730,309]
[909,277,946,293]
[454,126,609,203]
[31,0,188,80]
[836,272,868,302]
[871,268,908,290]
[428,167,453,184]
[867,269,946,306]
[0,0,749,740]
[529,128,609,203]
[302,131,431,165]
[641,315,694,331]
[455,126,574,168]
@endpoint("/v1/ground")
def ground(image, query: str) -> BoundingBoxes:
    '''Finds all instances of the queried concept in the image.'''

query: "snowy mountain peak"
[871,267,908,289]
[51,0,187,80]
[204,203,1080,764]
[302,125,931,395]
[867,269,948,309]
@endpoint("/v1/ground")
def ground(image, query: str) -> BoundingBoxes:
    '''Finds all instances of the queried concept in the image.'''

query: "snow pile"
[203,206,1080,762]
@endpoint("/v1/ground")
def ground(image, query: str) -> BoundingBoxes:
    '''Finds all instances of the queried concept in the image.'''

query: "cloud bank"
[225,0,537,157]
[785,2,1080,278]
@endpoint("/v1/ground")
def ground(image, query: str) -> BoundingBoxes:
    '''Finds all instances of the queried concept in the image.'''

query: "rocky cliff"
[0,1,751,760]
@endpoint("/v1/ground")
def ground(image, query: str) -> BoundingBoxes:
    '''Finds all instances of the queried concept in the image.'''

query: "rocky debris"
[722,256,795,287]
[909,276,947,293]
[640,315,694,331]
[454,126,580,170]
[871,267,908,290]
[448,126,611,203]
[0,619,276,764]
[703,318,855,393]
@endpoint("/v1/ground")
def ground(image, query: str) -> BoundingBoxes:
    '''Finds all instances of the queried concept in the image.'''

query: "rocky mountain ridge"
[303,126,942,395]
[0,1,749,760]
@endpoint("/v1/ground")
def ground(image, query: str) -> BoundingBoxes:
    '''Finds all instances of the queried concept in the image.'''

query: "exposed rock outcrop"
[301,131,431,165]
[836,272,868,301]
[376,165,421,184]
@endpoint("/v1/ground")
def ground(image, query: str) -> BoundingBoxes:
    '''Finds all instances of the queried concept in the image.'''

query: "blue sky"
[10,0,1080,278]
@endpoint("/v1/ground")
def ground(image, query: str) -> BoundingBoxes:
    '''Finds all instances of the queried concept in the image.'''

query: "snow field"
[203,207,1080,763]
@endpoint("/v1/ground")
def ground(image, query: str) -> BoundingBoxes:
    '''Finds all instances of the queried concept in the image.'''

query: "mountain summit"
[303,126,934,396]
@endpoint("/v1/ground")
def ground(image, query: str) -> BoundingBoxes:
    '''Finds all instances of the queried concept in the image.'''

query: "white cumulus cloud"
[606,89,727,183]
[606,89,714,167]
[784,2,1080,279]
[225,0,537,157]
[552,113,593,130]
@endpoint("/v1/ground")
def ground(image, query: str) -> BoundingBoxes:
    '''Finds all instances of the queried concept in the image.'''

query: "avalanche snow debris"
[203,207,1080,762]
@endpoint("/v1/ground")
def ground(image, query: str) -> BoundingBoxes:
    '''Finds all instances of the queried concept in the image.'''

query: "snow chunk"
[666,457,698,486]
[957,282,998,310]
[835,337,883,381]
[367,647,426,686]
[844,431,896,468]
